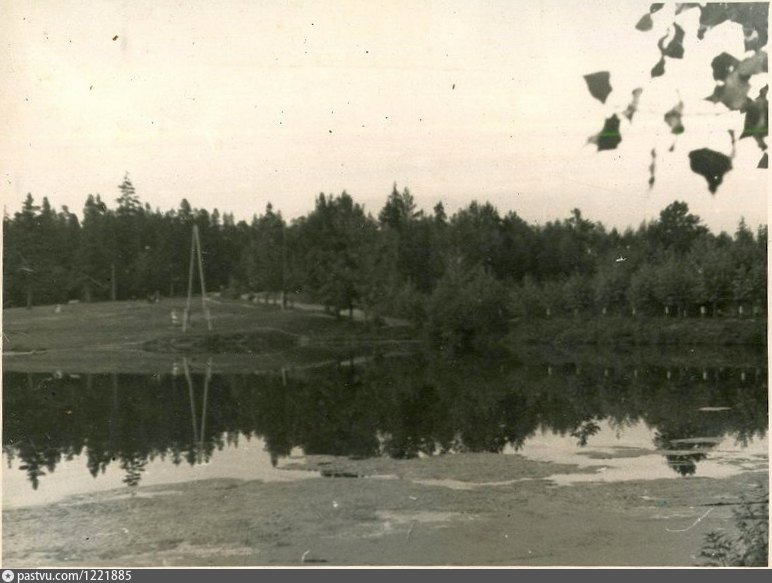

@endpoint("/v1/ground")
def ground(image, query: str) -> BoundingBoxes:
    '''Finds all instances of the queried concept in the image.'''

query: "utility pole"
[19,266,34,309]
[110,263,117,301]
[281,222,287,310]
[199,359,212,463]
[183,225,213,332]
[182,357,213,465]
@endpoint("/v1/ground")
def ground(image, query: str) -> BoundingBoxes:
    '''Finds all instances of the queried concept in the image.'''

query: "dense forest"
[3,175,767,346]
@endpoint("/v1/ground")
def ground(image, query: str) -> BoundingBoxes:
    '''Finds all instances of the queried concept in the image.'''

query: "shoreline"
[508,315,767,348]
[3,454,766,567]
[2,300,767,374]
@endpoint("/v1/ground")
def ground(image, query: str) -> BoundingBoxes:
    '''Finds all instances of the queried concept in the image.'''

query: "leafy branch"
[585,2,768,193]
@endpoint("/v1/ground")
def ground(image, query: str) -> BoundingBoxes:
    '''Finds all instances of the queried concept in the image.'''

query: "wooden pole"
[183,225,213,332]
[183,357,199,447]
[110,373,119,443]
[183,228,196,332]
[194,226,212,330]
[110,263,117,301]
[281,224,287,310]
[199,358,212,463]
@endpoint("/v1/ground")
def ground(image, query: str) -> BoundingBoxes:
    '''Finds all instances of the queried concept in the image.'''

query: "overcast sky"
[1,0,767,233]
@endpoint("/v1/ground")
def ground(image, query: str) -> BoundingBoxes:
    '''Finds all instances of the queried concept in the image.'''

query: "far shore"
[2,298,766,375]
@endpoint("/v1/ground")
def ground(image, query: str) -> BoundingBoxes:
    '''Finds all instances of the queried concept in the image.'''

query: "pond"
[4,352,767,509]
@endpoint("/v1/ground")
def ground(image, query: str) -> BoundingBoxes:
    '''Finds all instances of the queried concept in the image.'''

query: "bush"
[699,487,768,567]
[425,264,510,355]
[389,281,428,324]
[509,275,544,318]
[562,272,593,315]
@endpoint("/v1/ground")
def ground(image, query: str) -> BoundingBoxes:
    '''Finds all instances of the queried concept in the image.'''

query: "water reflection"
[3,352,768,498]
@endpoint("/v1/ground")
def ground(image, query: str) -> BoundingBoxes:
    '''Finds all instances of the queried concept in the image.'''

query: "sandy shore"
[3,452,766,567]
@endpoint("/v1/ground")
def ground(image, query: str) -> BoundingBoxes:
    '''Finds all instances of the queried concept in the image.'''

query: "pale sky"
[0,0,767,233]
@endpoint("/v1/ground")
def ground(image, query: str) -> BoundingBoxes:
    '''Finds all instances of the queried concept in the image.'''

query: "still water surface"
[3,353,768,508]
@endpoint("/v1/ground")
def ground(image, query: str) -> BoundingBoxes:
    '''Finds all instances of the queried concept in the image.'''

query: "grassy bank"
[3,300,766,374]
[509,316,767,348]
[1,298,412,374]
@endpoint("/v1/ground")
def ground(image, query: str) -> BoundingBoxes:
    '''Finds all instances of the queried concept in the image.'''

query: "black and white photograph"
[1,0,768,568]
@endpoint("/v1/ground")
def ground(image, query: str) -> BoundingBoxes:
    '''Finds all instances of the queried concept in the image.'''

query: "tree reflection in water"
[3,351,767,489]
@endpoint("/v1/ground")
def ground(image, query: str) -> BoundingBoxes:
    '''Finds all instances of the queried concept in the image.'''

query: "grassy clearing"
[2,298,414,374]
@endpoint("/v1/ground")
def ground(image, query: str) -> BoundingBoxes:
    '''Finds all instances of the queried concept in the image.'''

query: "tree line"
[3,175,767,339]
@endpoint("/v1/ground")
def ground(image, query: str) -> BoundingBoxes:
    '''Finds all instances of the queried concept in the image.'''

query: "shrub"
[425,264,510,355]
[699,487,768,567]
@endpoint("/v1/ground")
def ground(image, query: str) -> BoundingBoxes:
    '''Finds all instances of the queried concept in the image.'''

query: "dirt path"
[211,296,411,328]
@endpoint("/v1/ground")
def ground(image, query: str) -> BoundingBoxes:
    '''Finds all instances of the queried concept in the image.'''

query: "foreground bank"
[3,451,766,566]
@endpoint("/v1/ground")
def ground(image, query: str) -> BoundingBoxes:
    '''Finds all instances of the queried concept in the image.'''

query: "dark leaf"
[659,23,685,59]
[623,88,643,121]
[758,152,768,168]
[648,148,657,188]
[728,129,736,159]
[675,3,699,15]
[589,115,622,151]
[727,3,769,51]
[705,85,724,104]
[650,3,664,14]
[583,71,612,103]
[737,51,768,77]
[636,13,654,31]
[740,85,768,150]
[714,53,766,110]
[711,52,739,81]
[664,101,684,134]
[698,4,730,39]
[689,148,732,194]
[651,57,666,78]
[742,26,764,53]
